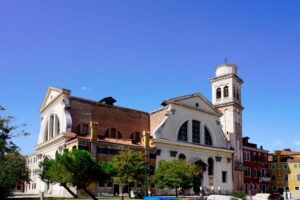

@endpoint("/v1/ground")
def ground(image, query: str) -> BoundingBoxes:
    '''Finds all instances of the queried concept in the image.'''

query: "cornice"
[243,146,269,153]
[210,73,244,84]
[214,102,244,110]
[39,88,70,113]
[35,133,69,151]
[172,102,222,117]
[154,138,234,154]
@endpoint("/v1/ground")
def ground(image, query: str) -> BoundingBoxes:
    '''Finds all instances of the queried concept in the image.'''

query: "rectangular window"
[272,164,275,169]
[192,120,200,143]
[97,147,108,154]
[297,174,300,181]
[222,171,227,183]
[295,164,298,168]
[78,145,88,151]
[284,164,288,169]
[82,124,89,134]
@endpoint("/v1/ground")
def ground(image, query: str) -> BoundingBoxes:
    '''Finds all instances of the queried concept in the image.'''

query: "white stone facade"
[24,63,246,196]
[151,94,234,194]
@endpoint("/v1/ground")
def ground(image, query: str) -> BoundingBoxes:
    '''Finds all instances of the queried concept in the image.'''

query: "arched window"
[55,115,60,135]
[49,114,54,139]
[104,128,122,139]
[44,122,49,141]
[271,175,276,181]
[130,132,140,144]
[192,120,200,143]
[216,88,221,99]
[178,121,188,141]
[44,114,60,142]
[178,153,186,160]
[204,127,212,145]
[253,168,257,177]
[224,86,229,97]
[208,157,214,176]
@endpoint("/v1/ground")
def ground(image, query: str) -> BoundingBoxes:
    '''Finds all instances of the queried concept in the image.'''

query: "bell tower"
[210,62,244,191]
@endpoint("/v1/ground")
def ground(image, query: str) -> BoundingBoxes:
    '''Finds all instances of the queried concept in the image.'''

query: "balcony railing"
[259,177,271,182]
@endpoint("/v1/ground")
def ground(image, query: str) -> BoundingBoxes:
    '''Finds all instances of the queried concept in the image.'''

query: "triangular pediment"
[39,86,70,112]
[162,93,222,116]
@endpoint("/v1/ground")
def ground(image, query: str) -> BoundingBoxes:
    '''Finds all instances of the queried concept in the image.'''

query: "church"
[24,62,244,197]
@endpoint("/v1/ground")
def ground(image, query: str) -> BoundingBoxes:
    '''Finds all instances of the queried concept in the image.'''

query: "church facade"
[23,63,244,197]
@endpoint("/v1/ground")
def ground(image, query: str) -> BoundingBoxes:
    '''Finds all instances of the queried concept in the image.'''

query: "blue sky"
[0,1,299,154]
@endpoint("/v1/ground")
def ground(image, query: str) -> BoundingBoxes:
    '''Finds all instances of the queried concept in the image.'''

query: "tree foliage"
[154,159,199,196]
[40,149,115,200]
[0,106,29,199]
[112,150,146,186]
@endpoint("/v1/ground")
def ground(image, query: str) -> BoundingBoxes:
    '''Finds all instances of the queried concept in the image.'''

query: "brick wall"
[69,97,150,139]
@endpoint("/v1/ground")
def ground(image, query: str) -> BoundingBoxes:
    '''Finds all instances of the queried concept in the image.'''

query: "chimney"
[99,97,116,106]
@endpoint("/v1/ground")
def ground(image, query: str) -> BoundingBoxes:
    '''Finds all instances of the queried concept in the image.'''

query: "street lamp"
[142,131,150,197]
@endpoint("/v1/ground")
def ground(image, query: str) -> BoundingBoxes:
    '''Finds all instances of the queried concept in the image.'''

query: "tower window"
[178,121,188,141]
[216,88,221,99]
[233,86,236,97]
[224,86,229,97]
[237,89,240,101]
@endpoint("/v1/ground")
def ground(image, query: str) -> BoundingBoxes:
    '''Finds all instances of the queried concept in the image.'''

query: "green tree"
[39,156,77,198]
[154,159,199,197]
[0,106,29,199]
[112,150,146,197]
[40,149,114,200]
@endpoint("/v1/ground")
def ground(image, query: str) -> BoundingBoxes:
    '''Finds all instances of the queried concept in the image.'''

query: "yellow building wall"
[288,162,300,198]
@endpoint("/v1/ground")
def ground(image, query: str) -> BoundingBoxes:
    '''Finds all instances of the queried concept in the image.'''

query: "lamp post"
[142,131,150,197]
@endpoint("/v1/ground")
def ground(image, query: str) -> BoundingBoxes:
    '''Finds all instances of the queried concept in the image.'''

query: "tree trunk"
[61,183,78,198]
[40,192,44,200]
[128,184,131,198]
[83,187,97,200]
[175,188,178,197]
[120,185,124,200]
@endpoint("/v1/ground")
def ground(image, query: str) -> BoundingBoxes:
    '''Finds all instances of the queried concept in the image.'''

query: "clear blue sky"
[0,1,299,155]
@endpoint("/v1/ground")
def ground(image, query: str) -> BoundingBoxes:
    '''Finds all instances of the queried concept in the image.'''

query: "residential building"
[242,137,270,194]
[288,156,300,198]
[269,149,300,198]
